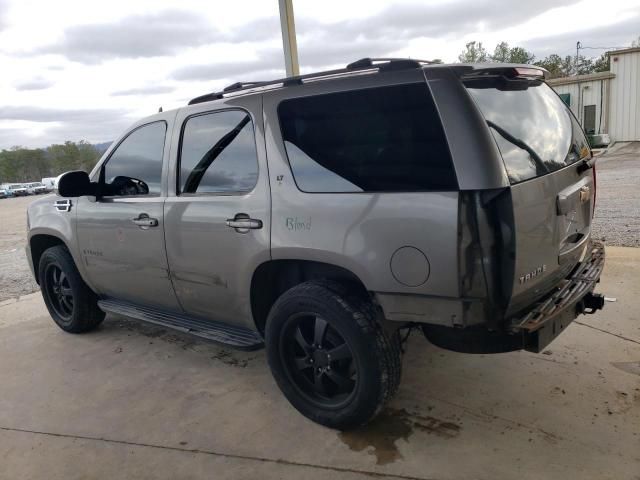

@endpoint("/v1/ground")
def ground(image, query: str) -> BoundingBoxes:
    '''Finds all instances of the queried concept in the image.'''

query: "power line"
[579,46,627,50]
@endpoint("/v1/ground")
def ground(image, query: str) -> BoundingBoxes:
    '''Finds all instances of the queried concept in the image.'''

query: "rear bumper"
[421,241,606,354]
[509,241,606,352]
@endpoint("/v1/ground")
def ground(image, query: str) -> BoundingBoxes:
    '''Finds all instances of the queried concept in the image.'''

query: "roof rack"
[188,57,440,105]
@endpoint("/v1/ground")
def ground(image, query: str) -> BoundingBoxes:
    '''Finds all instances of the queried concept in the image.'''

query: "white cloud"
[0,0,639,149]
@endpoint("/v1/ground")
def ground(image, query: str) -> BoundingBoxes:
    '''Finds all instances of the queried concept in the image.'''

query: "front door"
[164,97,270,328]
[76,118,180,311]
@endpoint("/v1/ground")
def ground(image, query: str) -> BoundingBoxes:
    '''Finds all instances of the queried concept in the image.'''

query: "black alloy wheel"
[266,281,402,430]
[43,263,74,320]
[280,313,357,408]
[38,245,105,333]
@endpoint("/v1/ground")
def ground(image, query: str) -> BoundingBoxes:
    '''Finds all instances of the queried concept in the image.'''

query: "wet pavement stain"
[338,408,461,465]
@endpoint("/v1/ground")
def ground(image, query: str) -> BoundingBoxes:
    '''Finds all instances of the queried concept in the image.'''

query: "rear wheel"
[266,281,401,430]
[39,245,104,333]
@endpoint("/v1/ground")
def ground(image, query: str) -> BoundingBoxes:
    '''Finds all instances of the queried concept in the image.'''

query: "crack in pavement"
[0,425,434,480]
[574,321,640,346]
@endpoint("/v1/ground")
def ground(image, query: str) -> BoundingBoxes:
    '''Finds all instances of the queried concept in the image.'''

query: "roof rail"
[187,57,439,105]
[223,81,267,92]
[345,57,439,70]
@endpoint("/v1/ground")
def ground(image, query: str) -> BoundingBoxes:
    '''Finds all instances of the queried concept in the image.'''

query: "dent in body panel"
[163,194,271,328]
[375,293,465,326]
[163,92,271,329]
[74,196,180,310]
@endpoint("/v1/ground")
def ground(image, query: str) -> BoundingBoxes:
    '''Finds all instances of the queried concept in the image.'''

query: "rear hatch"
[464,71,595,315]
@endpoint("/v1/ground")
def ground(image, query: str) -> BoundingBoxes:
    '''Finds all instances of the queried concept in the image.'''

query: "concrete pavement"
[0,247,639,480]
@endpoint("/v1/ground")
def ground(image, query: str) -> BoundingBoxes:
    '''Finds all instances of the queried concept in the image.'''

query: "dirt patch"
[338,407,461,465]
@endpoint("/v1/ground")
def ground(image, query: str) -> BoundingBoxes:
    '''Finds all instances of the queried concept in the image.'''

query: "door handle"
[131,213,158,228]
[226,214,262,233]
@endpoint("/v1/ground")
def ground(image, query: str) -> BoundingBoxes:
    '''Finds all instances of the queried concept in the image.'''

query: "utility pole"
[576,41,582,76]
[278,0,300,77]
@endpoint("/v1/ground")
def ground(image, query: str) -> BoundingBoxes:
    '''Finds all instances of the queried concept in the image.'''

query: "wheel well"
[30,235,65,284]
[250,260,368,334]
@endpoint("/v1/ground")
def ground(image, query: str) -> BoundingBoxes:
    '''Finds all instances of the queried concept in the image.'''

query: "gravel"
[0,144,637,302]
[591,142,640,247]
[0,195,40,302]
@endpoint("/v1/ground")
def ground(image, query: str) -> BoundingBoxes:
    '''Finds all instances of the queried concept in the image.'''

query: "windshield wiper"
[486,120,549,175]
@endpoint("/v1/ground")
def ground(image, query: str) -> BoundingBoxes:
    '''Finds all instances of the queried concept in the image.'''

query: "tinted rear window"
[465,78,589,184]
[277,83,457,192]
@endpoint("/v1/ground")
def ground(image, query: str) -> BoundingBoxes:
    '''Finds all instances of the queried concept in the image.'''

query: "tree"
[534,54,565,77]
[491,42,510,62]
[458,41,489,63]
[0,141,102,183]
[508,47,535,64]
[77,141,101,172]
[575,55,594,75]
[593,53,610,72]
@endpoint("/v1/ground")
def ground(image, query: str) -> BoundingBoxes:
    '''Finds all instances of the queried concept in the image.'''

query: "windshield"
[464,77,590,184]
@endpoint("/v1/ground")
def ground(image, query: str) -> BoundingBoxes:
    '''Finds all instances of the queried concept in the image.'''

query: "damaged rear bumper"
[509,241,606,352]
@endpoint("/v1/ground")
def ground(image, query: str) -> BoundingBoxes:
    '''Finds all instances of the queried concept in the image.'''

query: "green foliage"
[460,41,535,64]
[593,53,610,73]
[491,42,535,63]
[458,41,489,63]
[491,42,510,62]
[508,47,535,64]
[0,141,102,183]
[533,54,565,77]
[462,39,625,78]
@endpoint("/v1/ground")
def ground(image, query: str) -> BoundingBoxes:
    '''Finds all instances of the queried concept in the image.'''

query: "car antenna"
[158,106,163,113]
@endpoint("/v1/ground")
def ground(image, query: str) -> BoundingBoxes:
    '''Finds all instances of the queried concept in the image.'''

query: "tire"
[38,245,105,333]
[265,280,402,430]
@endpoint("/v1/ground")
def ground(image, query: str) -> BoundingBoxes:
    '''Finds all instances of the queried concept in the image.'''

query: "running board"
[98,299,264,351]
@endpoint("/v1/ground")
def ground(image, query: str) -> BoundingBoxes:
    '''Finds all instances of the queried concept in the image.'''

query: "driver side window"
[104,121,167,196]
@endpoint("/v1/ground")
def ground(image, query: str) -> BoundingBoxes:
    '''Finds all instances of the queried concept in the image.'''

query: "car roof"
[134,58,549,124]
[185,58,548,107]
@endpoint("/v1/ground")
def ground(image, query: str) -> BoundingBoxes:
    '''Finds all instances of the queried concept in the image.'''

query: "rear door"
[164,95,270,328]
[465,75,594,314]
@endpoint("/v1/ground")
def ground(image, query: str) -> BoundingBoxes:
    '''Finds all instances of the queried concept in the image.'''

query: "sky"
[0,0,638,149]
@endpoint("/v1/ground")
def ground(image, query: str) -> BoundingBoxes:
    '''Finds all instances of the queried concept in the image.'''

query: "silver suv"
[26,58,606,429]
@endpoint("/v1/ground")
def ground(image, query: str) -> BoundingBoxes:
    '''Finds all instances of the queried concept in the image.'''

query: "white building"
[548,47,640,143]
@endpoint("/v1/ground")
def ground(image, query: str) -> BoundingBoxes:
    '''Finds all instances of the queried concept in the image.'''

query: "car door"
[164,95,270,329]
[76,114,181,311]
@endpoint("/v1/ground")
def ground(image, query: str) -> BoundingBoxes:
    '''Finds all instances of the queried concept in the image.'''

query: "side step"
[98,299,264,351]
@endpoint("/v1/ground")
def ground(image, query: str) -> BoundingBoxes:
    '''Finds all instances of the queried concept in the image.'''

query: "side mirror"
[56,171,95,197]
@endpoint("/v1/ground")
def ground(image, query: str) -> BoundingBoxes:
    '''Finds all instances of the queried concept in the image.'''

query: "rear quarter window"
[277,83,457,193]
[464,78,590,184]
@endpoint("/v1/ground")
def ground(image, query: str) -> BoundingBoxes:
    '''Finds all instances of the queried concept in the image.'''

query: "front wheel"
[39,245,105,333]
[265,281,402,430]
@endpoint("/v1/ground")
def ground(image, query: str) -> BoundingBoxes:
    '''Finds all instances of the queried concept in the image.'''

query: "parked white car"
[2,183,28,196]
[26,182,48,195]
[41,177,57,191]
